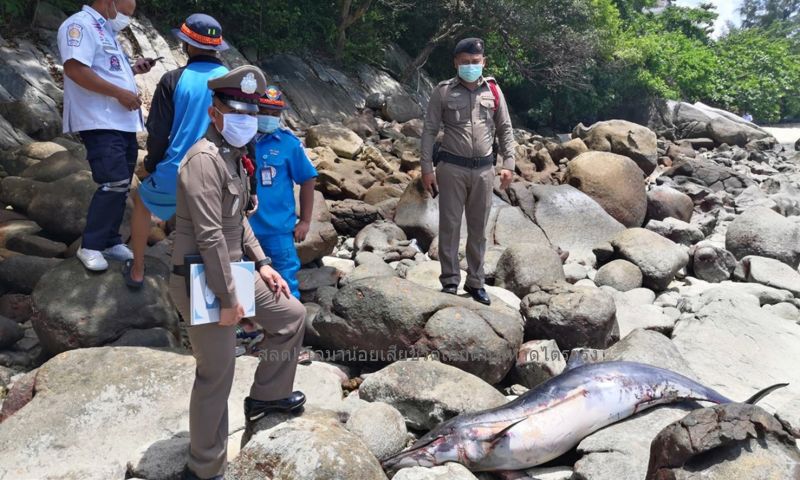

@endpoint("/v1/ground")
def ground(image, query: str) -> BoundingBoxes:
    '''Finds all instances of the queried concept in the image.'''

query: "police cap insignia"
[241,72,258,95]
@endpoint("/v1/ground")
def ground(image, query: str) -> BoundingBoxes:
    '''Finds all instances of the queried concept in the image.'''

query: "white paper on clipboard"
[190,261,256,326]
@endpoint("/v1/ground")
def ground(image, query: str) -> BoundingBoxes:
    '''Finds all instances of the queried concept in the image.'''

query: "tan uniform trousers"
[436,160,495,289]
[169,273,306,478]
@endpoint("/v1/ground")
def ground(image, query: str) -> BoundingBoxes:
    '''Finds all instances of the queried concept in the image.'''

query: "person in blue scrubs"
[124,14,229,288]
[248,86,317,299]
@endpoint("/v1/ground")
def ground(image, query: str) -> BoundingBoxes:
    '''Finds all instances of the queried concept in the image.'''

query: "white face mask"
[107,2,131,32]
[217,109,258,148]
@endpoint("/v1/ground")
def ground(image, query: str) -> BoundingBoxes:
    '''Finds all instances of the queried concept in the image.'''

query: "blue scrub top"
[249,128,318,237]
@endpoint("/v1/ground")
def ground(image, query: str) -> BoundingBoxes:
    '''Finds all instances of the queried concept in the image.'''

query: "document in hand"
[190,261,256,325]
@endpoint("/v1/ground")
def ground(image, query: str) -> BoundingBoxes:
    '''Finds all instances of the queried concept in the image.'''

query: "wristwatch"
[255,258,272,270]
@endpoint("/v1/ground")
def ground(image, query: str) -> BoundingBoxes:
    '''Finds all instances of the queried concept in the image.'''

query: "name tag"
[261,166,275,187]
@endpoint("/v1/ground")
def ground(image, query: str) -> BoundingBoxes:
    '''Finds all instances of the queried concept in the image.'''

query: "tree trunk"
[334,0,375,61]
[401,21,463,83]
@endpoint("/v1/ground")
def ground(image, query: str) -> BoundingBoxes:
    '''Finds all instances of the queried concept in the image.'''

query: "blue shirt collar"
[256,130,282,143]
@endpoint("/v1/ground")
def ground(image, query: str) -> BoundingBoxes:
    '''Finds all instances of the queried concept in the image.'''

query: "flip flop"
[122,259,144,290]
[297,349,313,365]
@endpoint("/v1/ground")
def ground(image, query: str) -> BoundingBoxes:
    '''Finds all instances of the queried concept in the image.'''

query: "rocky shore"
[0,5,799,480]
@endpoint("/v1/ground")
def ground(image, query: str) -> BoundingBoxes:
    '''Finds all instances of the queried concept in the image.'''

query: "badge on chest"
[261,165,277,187]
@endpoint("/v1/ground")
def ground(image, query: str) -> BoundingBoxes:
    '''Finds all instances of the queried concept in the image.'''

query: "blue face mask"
[257,115,281,134]
[458,64,484,83]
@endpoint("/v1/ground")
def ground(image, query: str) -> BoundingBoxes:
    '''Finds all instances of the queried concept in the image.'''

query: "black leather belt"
[438,151,494,169]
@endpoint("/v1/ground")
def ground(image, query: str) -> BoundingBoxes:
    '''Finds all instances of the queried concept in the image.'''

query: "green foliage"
[0,0,31,24]
[6,0,800,127]
[709,28,800,122]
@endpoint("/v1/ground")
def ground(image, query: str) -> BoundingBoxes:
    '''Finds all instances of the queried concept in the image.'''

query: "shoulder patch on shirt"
[66,23,84,47]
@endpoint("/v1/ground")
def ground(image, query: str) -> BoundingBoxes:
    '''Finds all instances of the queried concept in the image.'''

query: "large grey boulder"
[31,258,179,355]
[228,415,387,480]
[594,259,643,292]
[609,228,689,291]
[604,329,694,378]
[392,464,479,480]
[359,360,507,430]
[725,206,800,268]
[296,190,338,264]
[495,244,565,298]
[566,152,647,227]
[322,276,521,383]
[521,283,618,351]
[527,184,625,258]
[345,401,408,460]
[382,94,422,123]
[573,405,696,480]
[0,38,62,140]
[672,291,800,426]
[329,199,383,237]
[573,120,658,175]
[414,306,523,384]
[646,404,800,480]
[514,339,567,389]
[740,255,800,296]
[645,217,705,246]
[0,315,23,349]
[0,255,61,293]
[306,123,364,159]
[688,242,737,283]
[20,149,89,182]
[610,288,675,337]
[0,348,337,480]
[394,177,439,251]
[647,186,694,223]
[662,158,755,196]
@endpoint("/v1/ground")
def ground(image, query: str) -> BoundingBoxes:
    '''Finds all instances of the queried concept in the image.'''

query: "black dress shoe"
[244,391,306,422]
[182,466,222,480]
[464,285,491,305]
[441,284,458,295]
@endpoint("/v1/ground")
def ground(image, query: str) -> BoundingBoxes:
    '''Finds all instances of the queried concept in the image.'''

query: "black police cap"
[454,38,485,56]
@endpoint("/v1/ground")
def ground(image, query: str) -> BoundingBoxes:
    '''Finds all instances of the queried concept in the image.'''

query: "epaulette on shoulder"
[438,78,458,87]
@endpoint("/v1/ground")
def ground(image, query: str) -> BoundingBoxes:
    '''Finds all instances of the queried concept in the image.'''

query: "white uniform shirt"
[57,5,144,133]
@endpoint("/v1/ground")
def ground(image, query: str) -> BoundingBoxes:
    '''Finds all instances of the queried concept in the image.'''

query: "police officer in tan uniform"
[421,38,516,306]
[169,65,306,480]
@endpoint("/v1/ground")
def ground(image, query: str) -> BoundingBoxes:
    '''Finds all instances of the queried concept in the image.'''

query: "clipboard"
[189,261,256,326]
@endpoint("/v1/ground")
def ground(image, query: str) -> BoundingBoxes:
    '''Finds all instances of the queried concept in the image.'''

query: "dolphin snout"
[381,446,438,472]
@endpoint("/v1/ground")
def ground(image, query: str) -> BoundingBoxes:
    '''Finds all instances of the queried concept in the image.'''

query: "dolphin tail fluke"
[744,383,789,405]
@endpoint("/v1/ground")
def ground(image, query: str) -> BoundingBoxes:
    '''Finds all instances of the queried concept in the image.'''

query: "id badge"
[261,166,273,187]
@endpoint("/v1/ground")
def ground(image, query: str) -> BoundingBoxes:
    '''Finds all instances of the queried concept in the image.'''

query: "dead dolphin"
[382,361,787,473]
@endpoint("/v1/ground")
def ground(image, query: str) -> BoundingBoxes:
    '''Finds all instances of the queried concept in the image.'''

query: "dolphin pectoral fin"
[470,417,528,447]
[745,383,789,405]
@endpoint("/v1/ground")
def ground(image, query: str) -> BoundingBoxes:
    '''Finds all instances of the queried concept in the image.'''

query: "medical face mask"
[458,63,484,83]
[108,2,131,32]
[257,115,281,134]
[217,109,258,147]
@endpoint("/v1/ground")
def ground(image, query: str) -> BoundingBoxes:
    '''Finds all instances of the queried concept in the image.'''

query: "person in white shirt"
[57,0,154,271]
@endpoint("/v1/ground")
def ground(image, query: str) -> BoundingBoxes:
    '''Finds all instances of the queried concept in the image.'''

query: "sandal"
[122,259,144,289]
[297,349,313,365]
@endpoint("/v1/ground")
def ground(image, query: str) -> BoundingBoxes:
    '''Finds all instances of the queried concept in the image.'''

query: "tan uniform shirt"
[421,76,516,175]
[172,126,268,308]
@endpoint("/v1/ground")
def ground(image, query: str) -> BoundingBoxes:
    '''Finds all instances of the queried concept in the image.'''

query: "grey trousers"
[436,161,495,289]
[169,273,306,478]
